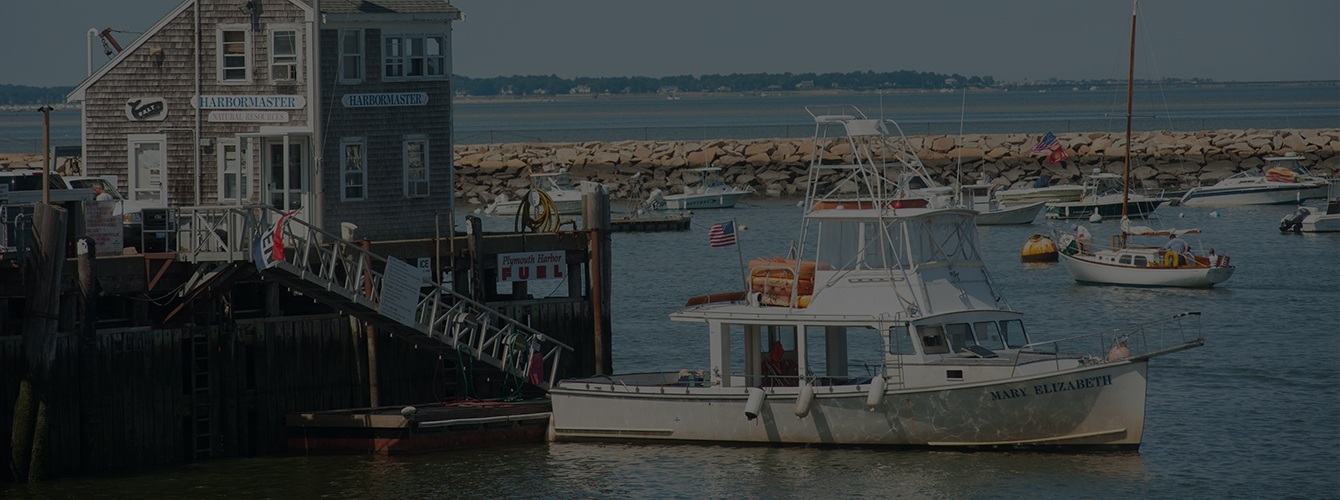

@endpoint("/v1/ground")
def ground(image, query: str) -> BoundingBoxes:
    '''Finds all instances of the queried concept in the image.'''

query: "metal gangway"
[167,205,573,390]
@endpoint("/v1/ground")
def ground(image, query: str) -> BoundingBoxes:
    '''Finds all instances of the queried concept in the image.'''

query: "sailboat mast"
[1123,1,1137,220]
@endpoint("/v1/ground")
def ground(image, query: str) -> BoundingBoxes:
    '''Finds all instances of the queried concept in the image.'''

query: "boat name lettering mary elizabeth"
[341,92,429,107]
[990,374,1114,401]
[193,95,307,109]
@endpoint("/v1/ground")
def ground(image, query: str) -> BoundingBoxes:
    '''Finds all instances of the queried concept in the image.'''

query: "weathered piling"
[10,204,68,483]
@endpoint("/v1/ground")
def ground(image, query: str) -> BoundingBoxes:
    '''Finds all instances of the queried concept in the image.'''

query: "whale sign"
[125,97,168,121]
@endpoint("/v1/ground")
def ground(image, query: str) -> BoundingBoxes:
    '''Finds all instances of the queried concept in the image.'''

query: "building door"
[128,134,167,204]
[265,138,309,214]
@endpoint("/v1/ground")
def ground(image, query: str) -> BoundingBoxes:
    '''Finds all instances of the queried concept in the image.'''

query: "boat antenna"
[956,85,967,191]
[1121,0,1137,248]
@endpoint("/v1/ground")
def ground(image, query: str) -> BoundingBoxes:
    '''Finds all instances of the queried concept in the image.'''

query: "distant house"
[66,0,461,241]
[569,85,592,95]
[795,81,815,90]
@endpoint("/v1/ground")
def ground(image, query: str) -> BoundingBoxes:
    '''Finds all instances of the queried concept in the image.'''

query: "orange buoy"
[1021,234,1058,262]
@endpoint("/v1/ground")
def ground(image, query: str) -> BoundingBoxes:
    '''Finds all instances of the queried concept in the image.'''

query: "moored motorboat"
[548,103,1206,450]
[486,168,603,216]
[646,167,754,210]
[958,183,1045,225]
[993,183,1086,205]
[1044,171,1166,220]
[1178,154,1329,206]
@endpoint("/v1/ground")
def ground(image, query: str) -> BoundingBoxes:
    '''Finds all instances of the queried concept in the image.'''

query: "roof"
[308,0,461,15]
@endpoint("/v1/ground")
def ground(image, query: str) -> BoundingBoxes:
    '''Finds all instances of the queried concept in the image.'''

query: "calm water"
[3,84,1337,153]
[6,200,1337,498]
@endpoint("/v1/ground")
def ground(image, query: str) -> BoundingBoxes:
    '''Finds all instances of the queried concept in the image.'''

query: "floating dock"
[609,213,692,232]
[286,399,552,455]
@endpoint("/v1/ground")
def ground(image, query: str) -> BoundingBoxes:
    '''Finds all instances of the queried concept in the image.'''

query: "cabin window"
[383,35,446,80]
[269,28,299,82]
[919,325,950,355]
[1118,255,1133,265]
[339,29,363,83]
[945,323,974,352]
[1000,319,1027,349]
[403,136,429,198]
[342,138,366,201]
[128,135,167,204]
[217,138,247,202]
[888,325,915,355]
[1133,255,1149,267]
[973,321,1005,350]
[218,27,250,83]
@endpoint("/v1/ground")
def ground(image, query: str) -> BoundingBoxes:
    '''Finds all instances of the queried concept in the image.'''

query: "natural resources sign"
[342,92,429,107]
[497,251,566,282]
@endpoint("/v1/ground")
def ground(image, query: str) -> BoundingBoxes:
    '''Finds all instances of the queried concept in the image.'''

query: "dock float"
[286,399,551,455]
[609,213,693,232]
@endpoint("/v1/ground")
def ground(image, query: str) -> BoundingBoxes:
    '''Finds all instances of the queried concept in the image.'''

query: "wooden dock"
[609,213,692,232]
[286,399,551,455]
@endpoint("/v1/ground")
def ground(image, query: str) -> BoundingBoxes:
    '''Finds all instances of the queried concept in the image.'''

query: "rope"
[513,189,562,232]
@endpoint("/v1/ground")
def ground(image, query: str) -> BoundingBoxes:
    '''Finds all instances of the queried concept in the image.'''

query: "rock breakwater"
[454,129,1339,204]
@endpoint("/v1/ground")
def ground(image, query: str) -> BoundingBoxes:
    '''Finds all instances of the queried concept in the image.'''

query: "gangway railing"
[172,205,574,390]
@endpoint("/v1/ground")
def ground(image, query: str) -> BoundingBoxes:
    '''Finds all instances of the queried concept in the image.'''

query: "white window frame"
[341,137,366,201]
[268,25,301,83]
[217,25,251,84]
[127,134,168,204]
[217,137,248,203]
[403,135,429,198]
[382,34,447,80]
[338,29,364,83]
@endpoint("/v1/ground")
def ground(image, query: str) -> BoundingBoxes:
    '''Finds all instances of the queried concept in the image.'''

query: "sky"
[4,0,1338,88]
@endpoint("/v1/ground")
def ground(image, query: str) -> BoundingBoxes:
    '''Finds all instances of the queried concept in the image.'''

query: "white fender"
[865,376,887,409]
[745,387,766,421]
[794,382,815,419]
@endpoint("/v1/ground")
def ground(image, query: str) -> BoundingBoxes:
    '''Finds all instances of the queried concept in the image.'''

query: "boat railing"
[1015,311,1204,373]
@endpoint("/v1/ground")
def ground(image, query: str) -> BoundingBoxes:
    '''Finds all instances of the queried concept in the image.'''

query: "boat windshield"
[916,318,1028,354]
[814,213,981,270]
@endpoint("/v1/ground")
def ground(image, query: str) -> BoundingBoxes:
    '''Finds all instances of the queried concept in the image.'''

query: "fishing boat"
[645,167,754,210]
[547,104,1206,449]
[1044,171,1167,220]
[958,182,1046,225]
[1177,153,1329,206]
[486,168,603,216]
[1053,2,1234,288]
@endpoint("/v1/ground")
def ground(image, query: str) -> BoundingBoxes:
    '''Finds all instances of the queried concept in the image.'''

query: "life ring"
[1163,251,1182,267]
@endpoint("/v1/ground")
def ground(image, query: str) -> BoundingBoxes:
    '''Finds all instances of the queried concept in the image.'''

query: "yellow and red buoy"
[1021,234,1058,262]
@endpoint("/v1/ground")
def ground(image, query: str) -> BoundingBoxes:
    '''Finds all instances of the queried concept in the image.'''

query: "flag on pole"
[1047,145,1070,164]
[708,221,737,248]
[1031,131,1062,153]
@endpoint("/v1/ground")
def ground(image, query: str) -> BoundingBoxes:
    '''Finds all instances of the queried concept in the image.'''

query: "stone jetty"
[455,129,1339,205]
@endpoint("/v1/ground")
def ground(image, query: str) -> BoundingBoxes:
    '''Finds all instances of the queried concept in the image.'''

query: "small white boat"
[487,169,603,216]
[549,104,1206,450]
[1178,154,1329,206]
[958,183,1045,225]
[647,167,753,210]
[1302,200,1340,232]
[1044,171,1167,220]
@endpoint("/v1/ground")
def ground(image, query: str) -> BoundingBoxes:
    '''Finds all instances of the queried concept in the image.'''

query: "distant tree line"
[0,85,75,106]
[452,71,998,96]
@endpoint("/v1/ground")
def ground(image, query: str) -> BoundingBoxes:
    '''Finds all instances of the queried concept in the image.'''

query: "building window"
[128,134,167,204]
[339,29,363,83]
[403,136,429,198]
[218,138,248,202]
[383,35,446,80]
[218,27,250,83]
[270,28,299,82]
[341,138,366,201]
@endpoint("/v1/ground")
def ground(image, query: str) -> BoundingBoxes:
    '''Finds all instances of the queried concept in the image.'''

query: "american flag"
[708,221,737,248]
[1031,131,1062,153]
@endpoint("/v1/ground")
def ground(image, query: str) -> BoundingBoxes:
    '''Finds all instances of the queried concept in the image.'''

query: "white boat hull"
[661,191,749,210]
[1302,213,1340,232]
[551,361,1149,448]
[490,196,585,216]
[993,185,1086,205]
[1179,183,1329,206]
[975,202,1046,225]
[1058,251,1234,288]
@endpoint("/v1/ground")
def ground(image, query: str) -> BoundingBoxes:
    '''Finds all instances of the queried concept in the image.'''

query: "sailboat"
[1055,1,1235,288]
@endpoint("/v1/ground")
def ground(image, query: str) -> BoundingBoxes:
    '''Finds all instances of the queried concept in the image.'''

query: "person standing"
[1072,224,1093,252]
[92,183,114,201]
[1162,233,1191,266]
